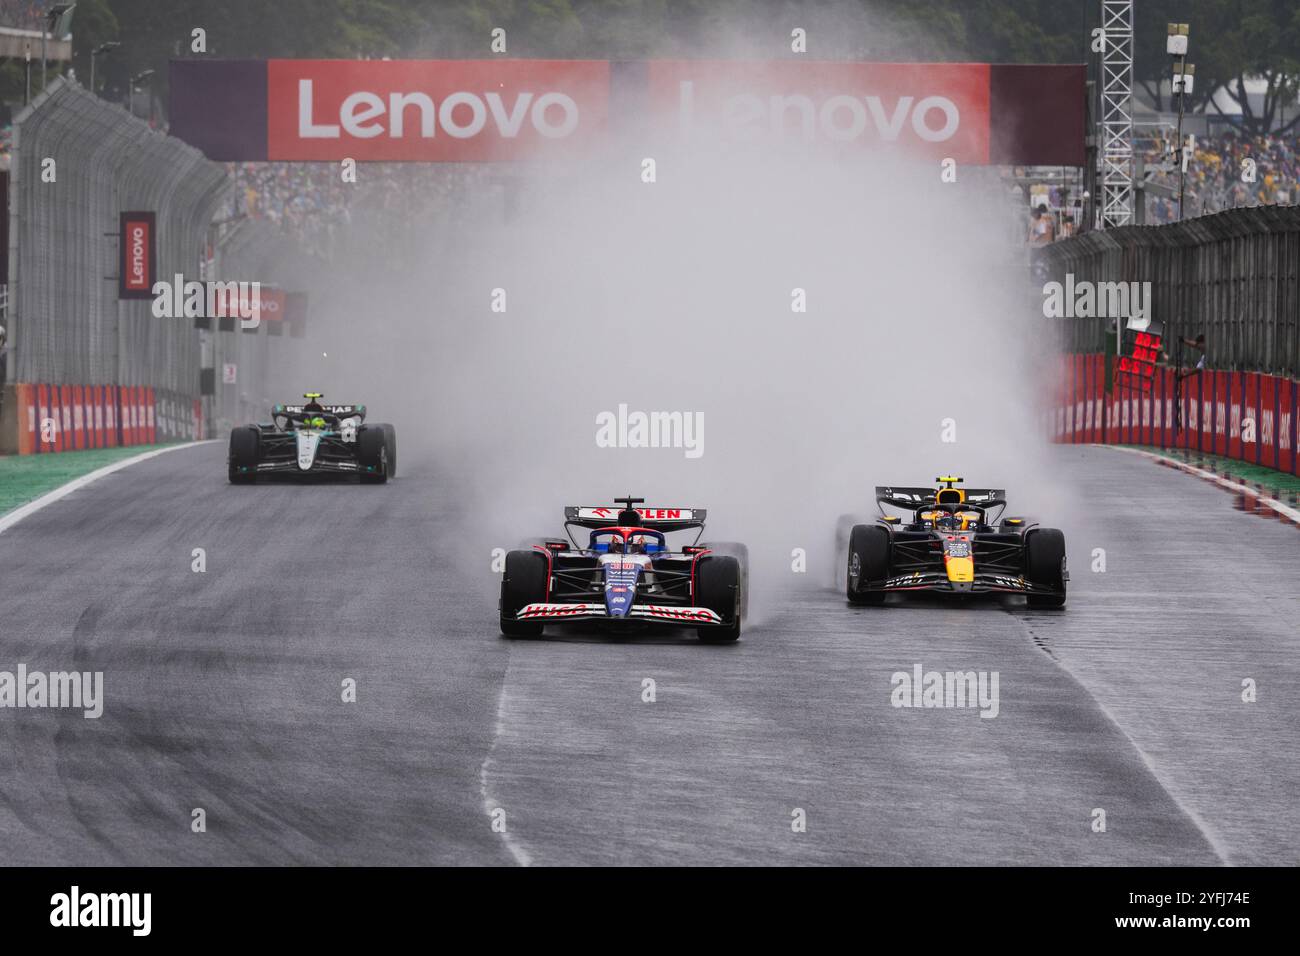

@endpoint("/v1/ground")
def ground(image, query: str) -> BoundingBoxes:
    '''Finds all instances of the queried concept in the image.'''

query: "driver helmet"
[625,536,646,555]
[936,513,959,531]
[606,537,625,554]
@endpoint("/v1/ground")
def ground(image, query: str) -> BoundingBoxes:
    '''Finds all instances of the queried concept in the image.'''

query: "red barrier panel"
[1243,373,1258,464]
[1212,371,1226,456]
[1108,364,1120,445]
[1140,377,1152,446]
[131,386,142,445]
[132,386,142,445]
[45,385,58,452]
[71,385,85,450]
[58,385,72,452]
[1198,371,1213,454]
[1164,366,1176,449]
[118,386,131,446]
[1087,353,1097,443]
[1067,354,1078,442]
[11,382,178,454]
[35,384,49,453]
[92,386,105,448]
[1051,360,1300,479]
[1261,375,1276,469]
[16,383,36,455]
[1292,378,1300,477]
[104,386,117,447]
[1123,382,1133,447]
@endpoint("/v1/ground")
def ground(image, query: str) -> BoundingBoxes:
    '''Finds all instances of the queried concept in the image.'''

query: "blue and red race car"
[499,497,748,642]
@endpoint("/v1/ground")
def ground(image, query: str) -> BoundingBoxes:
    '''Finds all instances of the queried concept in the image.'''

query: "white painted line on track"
[479,669,534,866]
[1103,444,1300,527]
[0,441,219,537]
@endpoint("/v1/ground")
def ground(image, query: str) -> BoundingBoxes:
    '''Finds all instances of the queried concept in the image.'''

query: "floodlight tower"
[1168,24,1194,220]
[1099,0,1135,228]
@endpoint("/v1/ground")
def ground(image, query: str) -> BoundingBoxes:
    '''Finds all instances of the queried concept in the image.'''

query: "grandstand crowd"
[1022,130,1299,243]
[226,133,1296,257]
[226,162,492,260]
[1143,130,1298,222]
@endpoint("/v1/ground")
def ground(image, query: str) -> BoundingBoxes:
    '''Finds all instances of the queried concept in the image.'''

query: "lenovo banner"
[170,59,1083,166]
[216,285,287,332]
[647,61,991,162]
[272,59,608,161]
[119,211,156,300]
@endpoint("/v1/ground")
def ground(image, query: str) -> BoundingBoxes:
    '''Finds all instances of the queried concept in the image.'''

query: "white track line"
[1104,445,1300,526]
[0,441,218,537]
[478,667,534,867]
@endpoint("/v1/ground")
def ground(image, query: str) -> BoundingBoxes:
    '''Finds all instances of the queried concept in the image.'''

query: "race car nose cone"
[296,431,321,470]
[602,559,642,618]
[944,555,974,584]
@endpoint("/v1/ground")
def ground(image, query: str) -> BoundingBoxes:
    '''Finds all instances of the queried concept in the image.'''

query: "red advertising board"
[119,212,156,299]
[645,60,991,162]
[212,284,287,322]
[266,59,611,162]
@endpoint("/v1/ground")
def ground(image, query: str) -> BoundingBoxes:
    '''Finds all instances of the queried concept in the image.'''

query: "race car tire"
[694,554,741,642]
[500,549,548,638]
[371,423,397,479]
[227,426,259,484]
[357,425,389,484]
[1025,528,1067,608]
[846,524,889,605]
[700,541,749,620]
[834,514,865,588]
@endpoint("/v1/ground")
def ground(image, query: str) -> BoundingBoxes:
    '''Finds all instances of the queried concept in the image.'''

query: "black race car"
[499,497,748,642]
[227,392,396,483]
[844,477,1067,607]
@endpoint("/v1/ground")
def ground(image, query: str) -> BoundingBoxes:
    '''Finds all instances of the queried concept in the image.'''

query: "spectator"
[1028,204,1055,245]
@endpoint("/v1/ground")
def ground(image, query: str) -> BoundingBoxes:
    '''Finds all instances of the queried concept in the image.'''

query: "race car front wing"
[516,603,724,625]
[869,571,1063,594]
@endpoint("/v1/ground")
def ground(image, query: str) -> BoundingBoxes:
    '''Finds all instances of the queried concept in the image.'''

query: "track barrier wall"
[1041,206,1299,477]
[12,383,201,455]
[2,78,230,454]
[1051,355,1299,477]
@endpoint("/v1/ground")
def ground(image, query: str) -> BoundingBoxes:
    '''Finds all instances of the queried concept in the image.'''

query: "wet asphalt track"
[0,443,1295,865]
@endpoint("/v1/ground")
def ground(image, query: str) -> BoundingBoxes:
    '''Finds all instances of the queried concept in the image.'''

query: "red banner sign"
[645,61,991,162]
[266,59,611,161]
[119,212,156,299]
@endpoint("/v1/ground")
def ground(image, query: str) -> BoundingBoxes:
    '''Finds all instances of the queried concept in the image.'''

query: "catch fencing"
[3,77,230,451]
[1039,206,1300,477]
[1037,205,1300,378]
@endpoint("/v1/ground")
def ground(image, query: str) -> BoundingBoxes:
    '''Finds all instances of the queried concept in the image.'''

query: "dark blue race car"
[499,497,748,642]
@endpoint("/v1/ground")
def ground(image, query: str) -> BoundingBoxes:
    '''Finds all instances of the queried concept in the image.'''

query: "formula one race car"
[844,477,1067,607]
[499,497,748,642]
[227,392,396,483]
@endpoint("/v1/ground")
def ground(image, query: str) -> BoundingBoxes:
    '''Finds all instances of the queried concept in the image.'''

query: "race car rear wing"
[564,505,706,533]
[275,403,367,419]
[875,486,1007,509]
